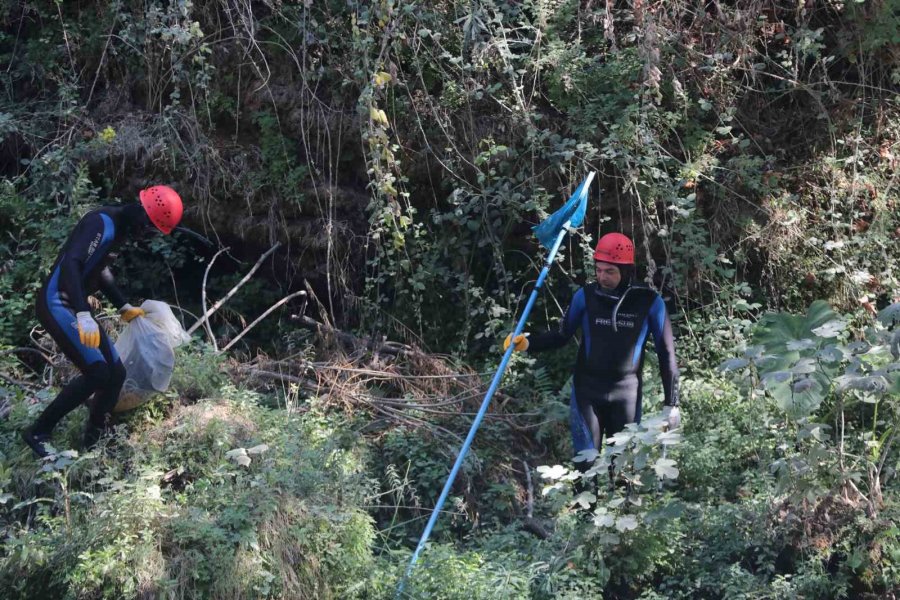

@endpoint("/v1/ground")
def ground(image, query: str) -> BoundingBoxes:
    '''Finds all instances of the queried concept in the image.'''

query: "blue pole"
[395,223,573,598]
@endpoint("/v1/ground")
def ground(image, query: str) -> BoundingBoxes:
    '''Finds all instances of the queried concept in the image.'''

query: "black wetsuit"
[529,282,679,452]
[31,206,144,436]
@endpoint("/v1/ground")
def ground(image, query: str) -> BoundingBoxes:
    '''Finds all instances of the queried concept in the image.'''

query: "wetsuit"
[528,282,679,453]
[31,206,144,439]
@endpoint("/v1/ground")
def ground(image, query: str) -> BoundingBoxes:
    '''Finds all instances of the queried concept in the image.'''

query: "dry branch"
[0,347,53,363]
[198,246,229,350]
[291,314,415,357]
[219,291,307,353]
[188,242,282,337]
[235,366,320,394]
[520,459,550,539]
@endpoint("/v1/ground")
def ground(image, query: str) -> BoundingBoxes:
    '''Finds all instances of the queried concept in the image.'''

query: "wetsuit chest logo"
[594,312,637,329]
[87,232,102,259]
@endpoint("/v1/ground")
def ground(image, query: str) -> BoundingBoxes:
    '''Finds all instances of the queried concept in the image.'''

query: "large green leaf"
[891,375,900,396]
[615,515,639,532]
[764,372,824,419]
[653,457,679,479]
[878,302,900,327]
[753,300,839,350]
[718,357,749,372]
[785,378,824,418]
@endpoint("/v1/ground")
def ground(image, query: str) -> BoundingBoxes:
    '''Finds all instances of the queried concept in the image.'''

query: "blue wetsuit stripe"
[632,317,650,367]
[648,295,667,338]
[569,388,593,452]
[647,294,678,405]
[46,268,106,365]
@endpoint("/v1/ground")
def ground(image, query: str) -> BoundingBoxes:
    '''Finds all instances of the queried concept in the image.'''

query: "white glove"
[663,406,681,430]
[75,311,100,349]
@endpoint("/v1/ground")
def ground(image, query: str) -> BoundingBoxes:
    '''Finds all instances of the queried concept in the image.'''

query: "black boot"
[572,459,599,511]
[22,428,53,458]
[82,422,104,450]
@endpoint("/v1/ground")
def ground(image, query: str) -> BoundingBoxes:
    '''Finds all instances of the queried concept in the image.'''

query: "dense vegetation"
[1,1,898,598]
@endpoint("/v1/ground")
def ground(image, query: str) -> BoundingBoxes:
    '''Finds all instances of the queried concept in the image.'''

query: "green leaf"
[607,497,626,509]
[718,357,749,372]
[786,339,816,351]
[633,449,648,471]
[791,377,817,393]
[836,375,887,394]
[817,345,845,363]
[607,430,633,446]
[573,492,596,509]
[536,464,568,480]
[847,342,871,355]
[812,319,847,338]
[654,458,679,479]
[542,482,566,496]
[762,371,792,387]
[615,515,639,532]
[573,449,599,463]
[593,533,619,547]
[879,302,900,327]
[744,346,766,360]
[754,300,838,349]
[791,358,818,374]
[593,512,615,528]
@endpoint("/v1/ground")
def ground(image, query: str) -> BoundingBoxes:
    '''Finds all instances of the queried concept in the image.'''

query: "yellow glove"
[503,333,529,352]
[75,312,100,349]
[119,303,145,323]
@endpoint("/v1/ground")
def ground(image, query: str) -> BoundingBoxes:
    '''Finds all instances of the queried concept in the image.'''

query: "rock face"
[194,182,371,279]
[64,94,374,317]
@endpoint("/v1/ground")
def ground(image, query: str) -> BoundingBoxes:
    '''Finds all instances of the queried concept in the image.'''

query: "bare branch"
[188,242,282,336]
[220,291,307,353]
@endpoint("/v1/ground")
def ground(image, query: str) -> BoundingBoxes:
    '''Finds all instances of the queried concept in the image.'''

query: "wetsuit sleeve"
[527,288,586,353]
[58,214,107,313]
[98,267,127,310]
[648,294,679,406]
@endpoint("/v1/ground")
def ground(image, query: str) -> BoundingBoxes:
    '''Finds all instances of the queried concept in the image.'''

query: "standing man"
[22,186,183,457]
[505,232,680,456]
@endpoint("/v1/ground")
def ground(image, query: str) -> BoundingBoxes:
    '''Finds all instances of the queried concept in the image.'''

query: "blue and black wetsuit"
[528,282,679,453]
[31,205,146,438]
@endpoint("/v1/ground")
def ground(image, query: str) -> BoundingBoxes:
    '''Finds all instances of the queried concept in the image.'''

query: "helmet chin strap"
[172,225,214,247]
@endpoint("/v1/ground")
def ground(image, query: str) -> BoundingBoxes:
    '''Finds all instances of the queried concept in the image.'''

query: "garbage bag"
[114,300,191,412]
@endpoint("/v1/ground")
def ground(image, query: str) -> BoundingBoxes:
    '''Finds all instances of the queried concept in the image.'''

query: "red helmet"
[139,185,183,234]
[593,233,634,265]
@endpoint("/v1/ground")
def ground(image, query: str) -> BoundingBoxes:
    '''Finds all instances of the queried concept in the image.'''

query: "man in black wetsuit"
[22,185,184,457]
[505,232,680,456]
